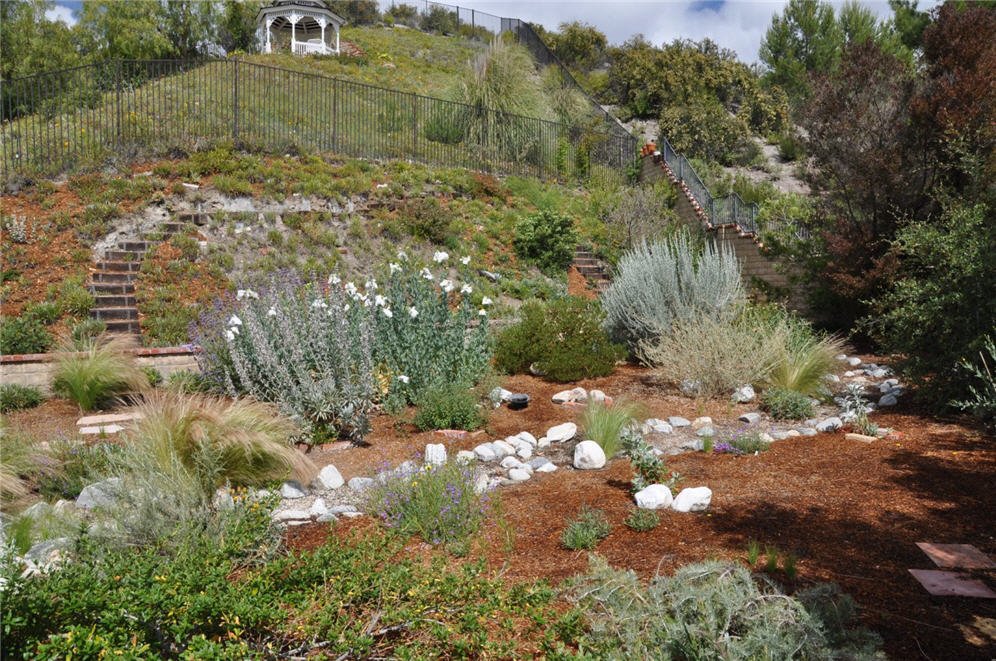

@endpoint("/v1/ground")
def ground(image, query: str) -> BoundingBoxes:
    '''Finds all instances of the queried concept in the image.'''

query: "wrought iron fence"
[0,57,636,183]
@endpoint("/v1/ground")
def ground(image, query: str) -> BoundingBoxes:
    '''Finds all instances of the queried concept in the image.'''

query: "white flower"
[344,282,357,296]
[389,262,401,274]
[328,274,341,285]
[374,294,387,307]
[398,375,410,384]
[440,278,454,293]
[225,330,236,341]
[433,251,449,263]
[229,315,243,326]
[460,255,471,265]
[229,326,240,335]
[408,306,419,318]
[344,303,350,312]
[420,267,433,281]
[460,284,472,294]
[397,250,408,261]
[365,278,378,291]
[382,308,393,318]
[478,309,488,317]
[481,296,493,306]
[311,299,328,309]
[267,307,277,317]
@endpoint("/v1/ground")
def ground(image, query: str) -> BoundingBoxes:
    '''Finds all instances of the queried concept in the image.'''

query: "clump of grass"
[52,334,149,411]
[624,507,660,532]
[783,552,799,580]
[746,539,761,565]
[765,545,779,573]
[581,399,647,459]
[0,427,58,506]
[766,325,845,396]
[0,384,44,413]
[561,506,611,550]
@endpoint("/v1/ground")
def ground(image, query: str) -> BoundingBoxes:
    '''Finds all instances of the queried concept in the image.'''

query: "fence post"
[232,59,239,142]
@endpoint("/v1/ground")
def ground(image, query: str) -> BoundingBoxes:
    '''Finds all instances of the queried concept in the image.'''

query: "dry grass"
[51,333,149,411]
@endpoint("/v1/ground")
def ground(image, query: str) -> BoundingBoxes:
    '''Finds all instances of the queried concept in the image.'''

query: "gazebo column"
[319,17,327,54]
[265,17,273,53]
[289,12,300,54]
[335,25,340,54]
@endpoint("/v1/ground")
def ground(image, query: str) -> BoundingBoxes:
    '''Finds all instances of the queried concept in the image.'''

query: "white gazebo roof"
[257,1,345,31]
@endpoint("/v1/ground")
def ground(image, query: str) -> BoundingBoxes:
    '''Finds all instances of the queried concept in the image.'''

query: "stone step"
[174,212,209,225]
[91,307,138,321]
[573,258,599,267]
[575,265,606,276]
[119,240,155,252]
[104,250,144,262]
[104,319,140,333]
[96,261,142,272]
[94,295,136,307]
[91,271,138,284]
[91,282,136,294]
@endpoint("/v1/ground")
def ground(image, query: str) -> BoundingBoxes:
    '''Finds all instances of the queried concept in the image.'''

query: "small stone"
[313,465,345,490]
[799,428,818,436]
[516,431,537,446]
[570,387,588,402]
[310,498,329,517]
[273,509,311,522]
[869,368,890,379]
[330,505,359,515]
[456,450,476,462]
[516,445,533,460]
[474,443,497,462]
[785,430,801,437]
[489,387,512,404]
[474,473,491,493]
[76,478,121,509]
[844,370,857,377]
[681,438,705,451]
[634,484,673,509]
[804,418,820,427]
[508,468,531,482]
[316,512,338,523]
[732,385,755,403]
[696,426,715,437]
[589,389,607,403]
[22,502,52,519]
[669,416,691,428]
[739,412,762,425]
[492,440,515,457]
[280,481,308,499]
[672,487,712,512]
[212,488,235,510]
[836,354,849,361]
[848,357,862,366]
[759,432,774,443]
[348,477,374,491]
[691,416,712,430]
[424,443,447,466]
[846,433,878,443]
[52,499,76,516]
[25,537,72,564]
[815,417,843,432]
[573,441,606,469]
[501,456,522,469]
[535,461,558,473]
[771,431,791,441]
[879,393,898,407]
[537,436,551,448]
[679,380,701,396]
[552,389,573,404]
[824,374,841,383]
[545,422,577,443]
[644,418,673,434]
[527,457,549,469]
[340,511,363,519]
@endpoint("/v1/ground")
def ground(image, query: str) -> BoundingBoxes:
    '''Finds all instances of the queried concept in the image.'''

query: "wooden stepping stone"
[917,543,996,569]
[908,569,996,598]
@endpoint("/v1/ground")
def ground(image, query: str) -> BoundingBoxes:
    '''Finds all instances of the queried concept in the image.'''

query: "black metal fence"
[0,57,636,183]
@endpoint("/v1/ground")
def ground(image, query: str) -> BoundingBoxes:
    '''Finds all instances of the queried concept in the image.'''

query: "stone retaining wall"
[0,347,199,394]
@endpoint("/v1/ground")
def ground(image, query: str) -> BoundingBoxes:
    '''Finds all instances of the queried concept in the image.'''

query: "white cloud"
[45,5,78,27]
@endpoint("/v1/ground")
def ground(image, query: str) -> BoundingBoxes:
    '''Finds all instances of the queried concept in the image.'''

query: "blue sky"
[47,0,940,63]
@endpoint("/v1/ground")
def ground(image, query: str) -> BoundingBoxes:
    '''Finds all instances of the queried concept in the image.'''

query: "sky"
[45,0,941,64]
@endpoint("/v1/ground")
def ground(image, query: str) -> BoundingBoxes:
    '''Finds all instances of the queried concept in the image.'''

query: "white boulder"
[76,478,121,509]
[424,443,447,466]
[573,441,606,469]
[732,385,756,403]
[672,487,712,512]
[280,481,308,499]
[474,443,498,462]
[545,422,577,443]
[634,484,673,510]
[313,464,345,490]
[508,468,531,482]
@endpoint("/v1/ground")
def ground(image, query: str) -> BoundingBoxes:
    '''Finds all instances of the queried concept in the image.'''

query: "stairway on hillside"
[573,246,612,294]
[88,216,192,334]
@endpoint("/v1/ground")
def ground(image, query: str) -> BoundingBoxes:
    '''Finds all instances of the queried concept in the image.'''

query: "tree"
[888,0,931,51]
[0,0,81,81]
[326,1,379,25]
[219,0,268,54]
[548,21,607,72]
[759,0,841,105]
[77,1,175,60]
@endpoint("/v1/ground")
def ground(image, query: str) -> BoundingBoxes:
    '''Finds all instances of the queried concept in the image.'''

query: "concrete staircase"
[573,247,612,294]
[88,217,188,334]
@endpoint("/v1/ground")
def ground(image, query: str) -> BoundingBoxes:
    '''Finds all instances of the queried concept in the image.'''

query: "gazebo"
[257,0,345,56]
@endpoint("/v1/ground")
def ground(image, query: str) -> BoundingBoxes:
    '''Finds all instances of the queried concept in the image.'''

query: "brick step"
[91,307,138,321]
[96,261,142,272]
[94,295,136,307]
[91,271,138,284]
[119,240,156,252]
[91,282,136,294]
[104,319,140,333]
[104,250,144,262]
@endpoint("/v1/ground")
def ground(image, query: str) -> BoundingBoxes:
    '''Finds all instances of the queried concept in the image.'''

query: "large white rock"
[348,477,374,491]
[516,444,533,460]
[732,385,756,403]
[570,387,588,402]
[273,509,311,522]
[474,443,498,462]
[552,390,573,404]
[848,357,862,367]
[672,487,712,512]
[424,443,447,466]
[313,464,345,490]
[535,461,558,473]
[815,417,842,432]
[501,456,523,469]
[739,412,762,425]
[456,450,476,462]
[691,416,713,430]
[589,389,607,403]
[545,422,577,443]
[669,416,691,428]
[573,441,606,469]
[634,484,673,510]
[280,481,308,499]
[515,431,537,446]
[644,418,673,434]
[492,440,515,457]
[309,498,329,517]
[76,478,121,509]
[508,468,531,482]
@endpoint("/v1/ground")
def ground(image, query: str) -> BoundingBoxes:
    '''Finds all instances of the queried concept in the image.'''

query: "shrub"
[761,387,815,420]
[494,297,624,382]
[0,384,43,413]
[419,5,458,34]
[52,334,149,411]
[401,197,450,243]
[513,209,578,274]
[581,399,647,459]
[56,277,95,318]
[68,318,107,348]
[624,507,660,532]
[561,506,611,550]
[622,428,679,492]
[777,131,806,161]
[765,317,844,396]
[568,557,883,659]
[602,231,744,350]
[166,370,210,394]
[714,430,770,455]
[604,184,678,249]
[23,300,62,325]
[0,316,53,354]
[413,381,484,432]
[213,174,252,197]
[953,335,996,426]
[365,460,490,547]
[658,96,753,165]
[0,428,57,506]
[423,104,466,144]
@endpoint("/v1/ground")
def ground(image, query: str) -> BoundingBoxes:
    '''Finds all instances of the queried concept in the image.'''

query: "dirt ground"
[9,365,995,659]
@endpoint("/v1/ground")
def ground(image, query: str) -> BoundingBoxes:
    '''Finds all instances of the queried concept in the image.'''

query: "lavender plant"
[364,459,491,547]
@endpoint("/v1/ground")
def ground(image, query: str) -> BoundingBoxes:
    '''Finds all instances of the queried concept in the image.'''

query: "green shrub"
[569,557,883,659]
[777,131,806,161]
[77,202,120,241]
[761,386,815,420]
[213,174,252,197]
[52,334,149,411]
[622,429,680,492]
[0,384,43,413]
[69,318,107,348]
[413,381,484,432]
[658,97,753,165]
[57,277,95,318]
[494,297,624,382]
[765,320,844,396]
[0,429,56,506]
[624,507,660,532]
[419,5,458,33]
[423,105,466,144]
[602,230,744,350]
[953,335,996,426]
[513,209,578,274]
[401,197,450,243]
[165,370,210,394]
[561,506,611,550]
[365,459,490,547]
[23,300,62,325]
[0,316,52,354]
[141,366,163,387]
[581,399,647,459]
[715,431,771,454]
